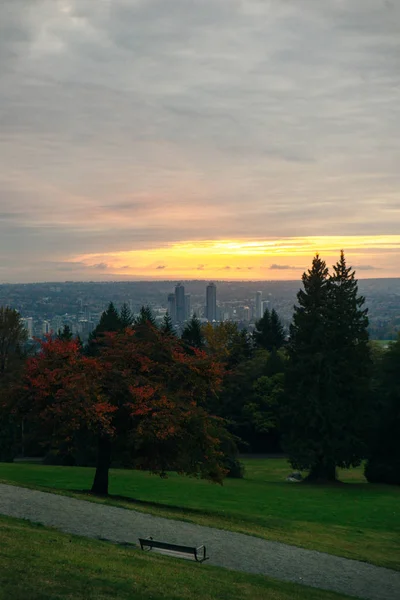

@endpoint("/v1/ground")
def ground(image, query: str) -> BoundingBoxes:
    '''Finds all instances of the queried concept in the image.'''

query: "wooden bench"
[138,537,208,563]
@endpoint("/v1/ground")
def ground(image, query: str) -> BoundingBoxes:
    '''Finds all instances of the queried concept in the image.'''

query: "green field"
[1,459,399,570]
[373,340,394,347]
[0,515,357,600]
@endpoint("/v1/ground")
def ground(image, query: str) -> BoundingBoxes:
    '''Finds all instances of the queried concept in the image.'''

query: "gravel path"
[0,483,399,600]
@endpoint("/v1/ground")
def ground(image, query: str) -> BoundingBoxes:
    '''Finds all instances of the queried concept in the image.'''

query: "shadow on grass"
[71,489,234,517]
[69,488,290,531]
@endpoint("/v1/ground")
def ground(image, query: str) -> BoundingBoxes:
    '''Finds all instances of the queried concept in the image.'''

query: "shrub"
[364,458,400,485]
[225,455,245,478]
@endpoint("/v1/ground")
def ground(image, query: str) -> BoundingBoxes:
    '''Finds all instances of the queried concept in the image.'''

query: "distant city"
[167,282,266,330]
[0,278,399,342]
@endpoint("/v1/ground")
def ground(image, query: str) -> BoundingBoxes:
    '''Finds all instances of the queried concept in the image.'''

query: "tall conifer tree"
[326,251,371,471]
[161,313,175,336]
[57,324,73,341]
[282,253,371,481]
[181,315,205,351]
[134,306,156,327]
[86,302,123,355]
[254,308,285,351]
[282,255,333,480]
[365,333,400,485]
[120,303,134,328]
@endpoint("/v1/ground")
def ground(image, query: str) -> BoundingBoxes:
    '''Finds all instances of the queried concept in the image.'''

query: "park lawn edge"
[0,514,359,600]
[1,474,398,572]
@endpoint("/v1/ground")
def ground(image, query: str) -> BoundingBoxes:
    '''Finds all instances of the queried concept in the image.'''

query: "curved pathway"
[0,483,399,600]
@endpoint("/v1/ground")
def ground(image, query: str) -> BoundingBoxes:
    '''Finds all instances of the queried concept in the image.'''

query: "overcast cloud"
[1,0,399,281]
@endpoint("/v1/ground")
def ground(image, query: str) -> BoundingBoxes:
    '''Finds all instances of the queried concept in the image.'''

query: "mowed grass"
[1,459,399,570]
[0,515,357,600]
[373,340,394,348]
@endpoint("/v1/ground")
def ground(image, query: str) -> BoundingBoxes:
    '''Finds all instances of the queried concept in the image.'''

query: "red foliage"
[18,327,229,483]
[20,337,116,441]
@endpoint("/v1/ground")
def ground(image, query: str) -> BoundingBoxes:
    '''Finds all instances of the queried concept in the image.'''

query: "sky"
[1,0,399,283]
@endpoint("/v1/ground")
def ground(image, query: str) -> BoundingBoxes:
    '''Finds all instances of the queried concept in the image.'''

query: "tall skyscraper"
[175,283,185,322]
[255,291,262,320]
[262,300,270,316]
[22,317,33,339]
[83,304,90,321]
[51,315,63,334]
[184,294,191,321]
[42,320,51,335]
[206,282,217,322]
[167,293,176,323]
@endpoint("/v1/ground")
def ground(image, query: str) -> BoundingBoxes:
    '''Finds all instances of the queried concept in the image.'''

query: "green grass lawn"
[373,340,394,347]
[1,459,399,570]
[0,515,357,600]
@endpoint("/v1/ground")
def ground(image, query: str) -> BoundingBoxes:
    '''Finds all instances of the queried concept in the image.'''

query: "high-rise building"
[167,293,176,323]
[184,294,191,321]
[83,304,90,321]
[22,317,33,339]
[51,315,63,334]
[42,320,51,335]
[255,291,262,320]
[175,283,185,322]
[262,300,270,316]
[206,282,217,322]
[79,319,95,338]
[243,306,251,321]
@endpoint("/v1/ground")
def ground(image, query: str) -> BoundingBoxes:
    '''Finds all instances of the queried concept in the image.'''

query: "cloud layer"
[1,0,399,281]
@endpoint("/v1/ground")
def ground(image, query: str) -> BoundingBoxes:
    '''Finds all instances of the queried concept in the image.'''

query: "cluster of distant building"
[166,283,268,325]
[167,282,216,324]
[21,310,97,341]
[19,284,271,342]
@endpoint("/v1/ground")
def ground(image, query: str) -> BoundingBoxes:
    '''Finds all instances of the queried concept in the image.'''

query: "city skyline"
[7,277,400,343]
[1,1,400,282]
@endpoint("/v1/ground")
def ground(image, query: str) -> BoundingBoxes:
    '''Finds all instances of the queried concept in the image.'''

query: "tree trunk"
[91,435,112,495]
[307,460,337,483]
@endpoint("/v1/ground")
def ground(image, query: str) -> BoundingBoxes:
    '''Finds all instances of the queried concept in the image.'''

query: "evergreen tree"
[282,253,371,481]
[365,334,400,485]
[0,307,27,376]
[134,306,156,327]
[265,347,286,377]
[253,308,271,349]
[326,252,371,464]
[270,309,286,349]
[96,302,122,333]
[133,306,157,342]
[0,307,28,461]
[120,303,133,328]
[161,313,175,336]
[282,255,333,480]
[57,324,73,341]
[327,251,371,465]
[86,302,123,355]
[181,315,205,351]
[253,308,285,351]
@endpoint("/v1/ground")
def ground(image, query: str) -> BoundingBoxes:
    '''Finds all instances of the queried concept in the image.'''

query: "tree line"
[0,251,398,494]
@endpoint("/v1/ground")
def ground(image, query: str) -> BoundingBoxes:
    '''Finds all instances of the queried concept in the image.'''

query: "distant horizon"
[2,275,400,287]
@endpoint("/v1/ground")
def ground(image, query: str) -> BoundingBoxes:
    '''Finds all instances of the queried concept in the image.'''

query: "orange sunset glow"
[73,236,400,280]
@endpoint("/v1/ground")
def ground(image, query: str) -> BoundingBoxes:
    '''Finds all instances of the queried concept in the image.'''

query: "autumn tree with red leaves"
[17,327,229,495]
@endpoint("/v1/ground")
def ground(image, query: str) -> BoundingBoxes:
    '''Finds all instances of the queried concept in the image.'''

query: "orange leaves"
[16,324,230,484]
[20,337,115,439]
[128,385,157,415]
